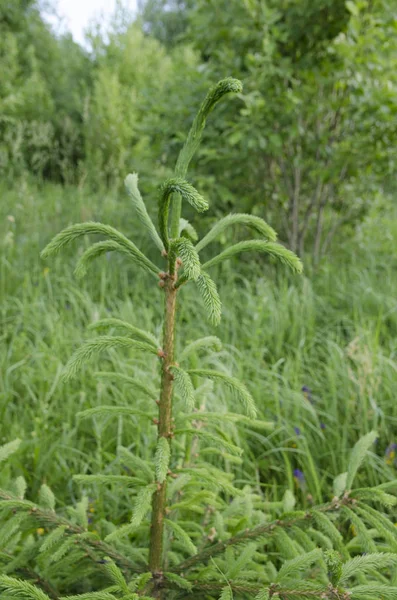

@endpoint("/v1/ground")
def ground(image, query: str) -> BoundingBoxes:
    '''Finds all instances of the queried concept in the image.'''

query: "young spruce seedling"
[1,78,397,600]
[40,77,301,584]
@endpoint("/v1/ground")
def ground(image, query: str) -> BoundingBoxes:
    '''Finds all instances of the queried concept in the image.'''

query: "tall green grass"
[1,180,397,514]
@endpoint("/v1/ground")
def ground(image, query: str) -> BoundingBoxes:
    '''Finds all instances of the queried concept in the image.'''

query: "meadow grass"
[1,179,397,516]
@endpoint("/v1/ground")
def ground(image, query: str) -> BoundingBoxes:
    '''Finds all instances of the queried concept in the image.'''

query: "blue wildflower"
[293,468,306,490]
[385,443,397,466]
[302,385,313,404]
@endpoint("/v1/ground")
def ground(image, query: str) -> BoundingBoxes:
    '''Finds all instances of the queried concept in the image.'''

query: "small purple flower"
[293,468,306,490]
[302,385,313,404]
[320,423,326,430]
[385,443,397,465]
[294,426,301,436]
[386,442,397,453]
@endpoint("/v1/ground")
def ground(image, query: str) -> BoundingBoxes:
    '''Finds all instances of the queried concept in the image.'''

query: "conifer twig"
[0,491,139,574]
[172,497,351,573]
[2,553,59,600]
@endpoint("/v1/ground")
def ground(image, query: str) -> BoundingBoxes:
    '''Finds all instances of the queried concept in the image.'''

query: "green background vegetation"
[1,0,397,597]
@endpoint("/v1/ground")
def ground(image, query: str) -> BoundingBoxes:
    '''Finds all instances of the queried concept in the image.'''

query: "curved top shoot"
[169,78,243,240]
[175,77,243,179]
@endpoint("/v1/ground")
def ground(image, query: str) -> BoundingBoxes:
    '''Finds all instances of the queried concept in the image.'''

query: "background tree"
[1,0,396,255]
[181,0,397,259]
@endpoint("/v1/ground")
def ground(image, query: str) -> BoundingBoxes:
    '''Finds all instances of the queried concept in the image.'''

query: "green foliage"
[196,214,277,252]
[179,218,198,242]
[2,43,397,600]
[275,548,322,583]
[346,431,378,491]
[180,336,222,362]
[202,240,303,273]
[0,439,21,466]
[94,372,158,400]
[158,178,208,250]
[324,549,342,586]
[164,519,197,555]
[41,222,159,277]
[218,588,233,600]
[175,77,243,179]
[74,241,132,279]
[185,0,397,258]
[0,575,51,600]
[88,318,159,348]
[38,484,55,511]
[130,485,157,529]
[125,173,164,252]
[169,366,195,411]
[3,0,396,263]
[194,272,222,326]
[39,526,68,554]
[172,238,201,281]
[77,406,154,421]
[101,484,157,542]
[187,368,257,418]
[155,437,170,483]
[339,553,397,585]
[63,336,159,381]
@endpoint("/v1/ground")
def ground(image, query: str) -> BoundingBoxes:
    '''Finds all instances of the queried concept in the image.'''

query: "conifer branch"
[41,222,160,277]
[117,447,154,483]
[170,78,242,240]
[0,575,52,600]
[155,438,171,484]
[1,560,59,600]
[202,240,303,273]
[169,366,195,411]
[175,78,243,179]
[88,318,159,348]
[125,173,165,252]
[174,428,242,456]
[171,498,350,573]
[194,272,222,325]
[63,336,159,381]
[164,519,197,555]
[187,369,257,418]
[171,238,201,281]
[180,336,222,362]
[175,581,342,598]
[196,213,277,252]
[0,490,138,573]
[74,241,131,279]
